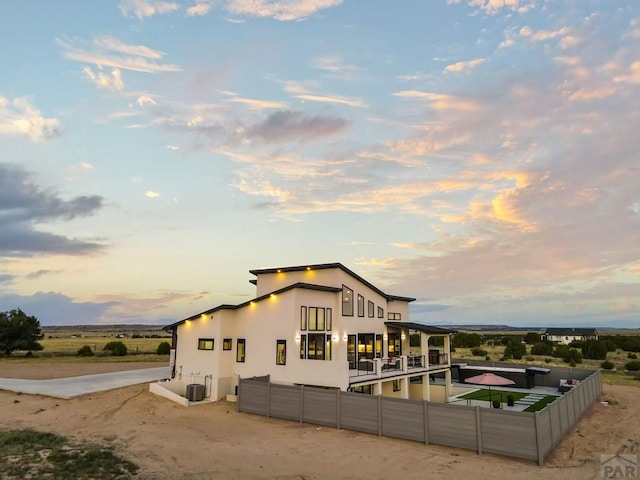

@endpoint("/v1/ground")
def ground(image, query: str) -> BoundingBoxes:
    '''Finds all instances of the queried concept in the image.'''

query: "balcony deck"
[348,354,449,383]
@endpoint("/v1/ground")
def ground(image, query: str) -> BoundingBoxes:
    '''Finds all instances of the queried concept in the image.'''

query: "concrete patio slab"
[0,367,171,399]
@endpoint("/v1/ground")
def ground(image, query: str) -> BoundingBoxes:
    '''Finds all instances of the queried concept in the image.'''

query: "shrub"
[77,345,94,357]
[485,355,491,361]
[523,332,541,344]
[569,360,577,367]
[507,394,515,407]
[531,341,554,355]
[503,339,526,360]
[581,339,608,360]
[628,352,638,359]
[471,347,488,357]
[492,400,501,409]
[625,361,640,371]
[544,358,552,363]
[553,345,583,364]
[600,360,615,370]
[103,341,127,356]
[452,332,482,348]
[525,356,535,361]
[156,341,171,355]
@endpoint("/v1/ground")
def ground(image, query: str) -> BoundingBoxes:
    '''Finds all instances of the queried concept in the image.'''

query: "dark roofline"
[164,282,341,331]
[249,262,416,303]
[385,321,457,335]
[544,327,598,335]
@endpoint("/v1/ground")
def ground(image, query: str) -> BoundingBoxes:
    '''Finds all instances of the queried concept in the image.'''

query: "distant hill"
[438,325,543,332]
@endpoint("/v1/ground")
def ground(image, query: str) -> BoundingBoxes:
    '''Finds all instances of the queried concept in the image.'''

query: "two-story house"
[157,263,455,404]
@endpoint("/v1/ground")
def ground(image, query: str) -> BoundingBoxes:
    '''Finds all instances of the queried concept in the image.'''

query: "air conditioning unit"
[186,383,204,402]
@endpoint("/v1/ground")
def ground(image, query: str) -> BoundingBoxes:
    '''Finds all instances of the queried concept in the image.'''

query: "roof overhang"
[385,322,457,335]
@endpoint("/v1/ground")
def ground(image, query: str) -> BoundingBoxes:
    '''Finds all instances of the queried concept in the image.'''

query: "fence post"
[300,385,304,424]
[377,395,382,437]
[266,382,271,418]
[534,410,545,466]
[475,406,483,455]
[423,401,429,445]
[336,389,341,430]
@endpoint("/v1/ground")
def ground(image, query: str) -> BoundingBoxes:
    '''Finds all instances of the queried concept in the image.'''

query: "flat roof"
[385,322,457,335]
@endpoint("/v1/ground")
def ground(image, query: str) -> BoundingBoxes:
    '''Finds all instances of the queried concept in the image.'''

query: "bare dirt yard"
[1,362,638,480]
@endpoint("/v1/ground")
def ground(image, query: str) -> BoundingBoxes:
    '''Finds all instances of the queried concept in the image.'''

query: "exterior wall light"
[401,334,406,340]
[332,334,339,342]
[343,334,348,341]
[295,334,301,342]
[383,333,388,340]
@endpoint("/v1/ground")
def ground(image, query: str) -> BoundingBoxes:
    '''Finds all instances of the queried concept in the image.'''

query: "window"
[393,379,401,392]
[276,340,286,365]
[378,306,384,318]
[198,338,214,350]
[342,285,353,316]
[368,301,374,318]
[357,295,365,317]
[300,306,307,330]
[309,307,326,331]
[307,333,326,360]
[223,338,232,351]
[388,312,401,321]
[326,308,332,331]
[300,334,306,359]
[236,339,245,362]
[375,334,383,358]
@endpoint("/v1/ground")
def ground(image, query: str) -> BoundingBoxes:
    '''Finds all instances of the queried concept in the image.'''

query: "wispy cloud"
[245,110,349,143]
[312,53,359,79]
[225,0,343,21]
[284,81,366,108]
[58,36,181,73]
[444,58,486,73]
[119,0,179,19]
[82,66,125,91]
[0,96,62,142]
[186,1,213,16]
[145,190,161,198]
[226,97,288,109]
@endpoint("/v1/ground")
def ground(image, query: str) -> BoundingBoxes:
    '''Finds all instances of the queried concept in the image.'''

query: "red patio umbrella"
[464,372,515,405]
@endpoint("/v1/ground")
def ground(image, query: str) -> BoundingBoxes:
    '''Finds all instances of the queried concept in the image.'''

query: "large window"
[368,301,375,318]
[388,312,401,321]
[307,334,325,360]
[236,339,246,362]
[357,295,365,317]
[198,338,214,350]
[308,307,326,331]
[276,340,286,365]
[342,285,353,316]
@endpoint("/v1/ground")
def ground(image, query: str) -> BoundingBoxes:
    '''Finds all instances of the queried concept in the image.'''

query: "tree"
[451,332,482,348]
[156,341,171,355]
[0,309,44,356]
[581,339,608,360]
[531,341,554,356]
[103,341,128,356]
[503,339,527,360]
[523,332,541,345]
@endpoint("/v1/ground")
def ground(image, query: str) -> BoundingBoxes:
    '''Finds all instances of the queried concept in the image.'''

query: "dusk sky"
[1,0,639,327]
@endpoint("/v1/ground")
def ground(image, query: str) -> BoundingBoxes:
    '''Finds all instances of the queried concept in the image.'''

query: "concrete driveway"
[0,367,171,399]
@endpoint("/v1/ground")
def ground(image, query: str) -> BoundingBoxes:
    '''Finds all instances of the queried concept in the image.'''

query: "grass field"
[39,336,169,356]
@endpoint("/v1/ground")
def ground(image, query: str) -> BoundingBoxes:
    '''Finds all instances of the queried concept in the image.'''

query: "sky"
[1,0,639,328]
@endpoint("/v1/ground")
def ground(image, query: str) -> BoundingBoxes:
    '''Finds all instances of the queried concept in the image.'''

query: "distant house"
[542,327,598,345]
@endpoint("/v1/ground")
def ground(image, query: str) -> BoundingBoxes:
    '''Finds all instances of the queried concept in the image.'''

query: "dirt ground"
[1,362,638,480]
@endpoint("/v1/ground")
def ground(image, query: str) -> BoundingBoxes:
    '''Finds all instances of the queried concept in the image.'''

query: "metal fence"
[238,369,602,465]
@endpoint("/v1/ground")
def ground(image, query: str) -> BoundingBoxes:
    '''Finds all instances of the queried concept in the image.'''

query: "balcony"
[349,353,449,381]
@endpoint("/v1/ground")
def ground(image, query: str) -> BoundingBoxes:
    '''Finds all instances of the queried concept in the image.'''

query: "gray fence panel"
[480,409,539,460]
[303,388,339,426]
[238,379,268,415]
[269,384,301,421]
[548,401,562,446]
[380,397,425,442]
[558,394,570,435]
[340,392,379,435]
[535,408,553,459]
[565,389,576,425]
[427,402,478,451]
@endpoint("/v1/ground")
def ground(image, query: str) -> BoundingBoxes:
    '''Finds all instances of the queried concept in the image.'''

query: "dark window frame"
[197,338,214,350]
[357,294,365,317]
[300,334,307,359]
[368,301,375,318]
[388,312,401,321]
[223,338,232,351]
[326,308,332,331]
[236,338,246,362]
[378,306,384,318]
[342,285,354,316]
[300,306,307,330]
[276,340,286,365]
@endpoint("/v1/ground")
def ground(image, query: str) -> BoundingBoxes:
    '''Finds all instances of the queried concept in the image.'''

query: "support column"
[444,334,451,365]
[423,373,430,401]
[445,369,452,402]
[401,377,409,399]
[373,381,382,396]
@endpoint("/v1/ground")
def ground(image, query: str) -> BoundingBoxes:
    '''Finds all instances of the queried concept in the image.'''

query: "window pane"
[276,340,286,365]
[309,307,317,330]
[236,339,245,362]
[342,286,353,316]
[223,338,232,350]
[317,308,325,330]
[325,335,331,361]
[300,334,306,359]
[326,308,332,331]
[357,295,364,317]
[378,306,384,318]
[368,301,374,318]
[300,306,307,330]
[198,338,214,350]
